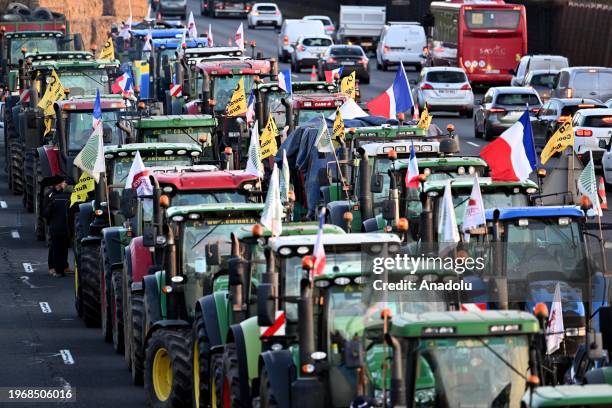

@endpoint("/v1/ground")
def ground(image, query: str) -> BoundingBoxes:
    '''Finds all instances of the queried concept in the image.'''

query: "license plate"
[361,42,372,47]
[262,20,274,24]
[439,90,457,94]
[485,69,500,74]
[341,61,354,65]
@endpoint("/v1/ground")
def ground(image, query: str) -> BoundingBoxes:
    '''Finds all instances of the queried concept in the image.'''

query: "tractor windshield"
[171,191,251,206]
[111,155,193,185]
[416,335,529,407]
[10,38,60,64]
[58,70,111,96]
[437,190,529,226]
[297,109,335,126]
[67,110,123,152]
[212,75,255,113]
[141,127,214,144]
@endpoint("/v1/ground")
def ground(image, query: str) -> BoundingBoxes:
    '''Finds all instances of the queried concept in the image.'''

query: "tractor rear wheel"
[73,216,84,318]
[193,312,214,407]
[100,241,113,342]
[131,294,145,385]
[23,150,34,212]
[80,244,101,328]
[123,258,133,369]
[259,366,279,408]
[9,143,23,195]
[145,328,192,408]
[111,270,124,353]
[210,354,224,408]
[34,155,45,241]
[221,343,244,407]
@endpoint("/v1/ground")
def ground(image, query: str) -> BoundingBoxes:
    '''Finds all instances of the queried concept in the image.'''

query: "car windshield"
[496,93,540,106]
[58,70,110,95]
[297,108,335,125]
[11,38,59,64]
[530,59,567,71]
[465,10,520,30]
[141,127,214,143]
[529,73,557,88]
[257,5,276,11]
[111,155,193,184]
[213,75,255,112]
[442,190,529,226]
[426,71,466,84]
[418,336,529,407]
[330,47,363,57]
[303,38,332,47]
[68,110,122,151]
[171,191,250,206]
[583,115,612,128]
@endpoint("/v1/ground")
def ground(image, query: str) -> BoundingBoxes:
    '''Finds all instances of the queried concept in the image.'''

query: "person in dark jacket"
[43,180,71,277]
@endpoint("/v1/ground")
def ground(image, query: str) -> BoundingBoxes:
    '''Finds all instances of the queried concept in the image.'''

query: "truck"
[336,6,386,53]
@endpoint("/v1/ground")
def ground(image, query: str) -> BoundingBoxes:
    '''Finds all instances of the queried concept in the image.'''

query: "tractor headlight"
[414,388,435,404]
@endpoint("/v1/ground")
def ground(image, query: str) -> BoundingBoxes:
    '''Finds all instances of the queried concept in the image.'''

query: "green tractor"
[74,143,203,328]
[522,384,612,407]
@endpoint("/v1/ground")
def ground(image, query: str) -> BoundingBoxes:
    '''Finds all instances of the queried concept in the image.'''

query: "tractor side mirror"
[205,242,221,266]
[343,337,365,369]
[371,173,384,194]
[228,256,247,286]
[257,283,276,326]
[599,139,609,150]
[109,189,121,211]
[382,199,396,222]
[121,188,139,219]
[102,127,113,144]
[142,225,157,247]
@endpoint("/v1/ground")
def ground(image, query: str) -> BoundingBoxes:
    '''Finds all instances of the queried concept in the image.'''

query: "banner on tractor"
[99,36,115,60]
[341,71,356,100]
[417,107,432,129]
[70,172,95,207]
[37,69,65,117]
[260,113,278,159]
[541,119,574,165]
[333,108,344,140]
[226,77,247,117]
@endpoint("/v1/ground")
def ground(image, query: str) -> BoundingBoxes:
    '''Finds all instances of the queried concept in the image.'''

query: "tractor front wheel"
[80,244,101,328]
[100,241,113,342]
[131,294,145,385]
[144,328,192,408]
[193,312,216,407]
[221,343,243,408]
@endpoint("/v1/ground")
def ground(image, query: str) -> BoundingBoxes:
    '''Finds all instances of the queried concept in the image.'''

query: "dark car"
[317,45,369,84]
[160,0,187,19]
[531,98,606,147]
[474,87,542,140]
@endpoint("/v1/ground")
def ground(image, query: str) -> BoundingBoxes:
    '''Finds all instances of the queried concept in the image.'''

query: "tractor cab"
[285,92,348,133]
[117,28,187,62]
[388,310,541,408]
[522,384,612,407]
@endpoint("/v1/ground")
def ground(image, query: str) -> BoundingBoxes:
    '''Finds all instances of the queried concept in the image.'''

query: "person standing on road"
[43,179,71,277]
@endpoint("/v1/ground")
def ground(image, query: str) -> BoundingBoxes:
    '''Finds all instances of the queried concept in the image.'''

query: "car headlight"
[414,387,436,404]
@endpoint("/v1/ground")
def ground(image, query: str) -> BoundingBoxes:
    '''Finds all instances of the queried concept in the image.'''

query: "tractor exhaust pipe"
[148,52,157,100]
[419,193,434,247]
[386,333,406,408]
[282,98,294,134]
[299,261,315,371]
[492,209,508,310]
[358,148,373,223]
[201,70,211,114]
[254,85,264,128]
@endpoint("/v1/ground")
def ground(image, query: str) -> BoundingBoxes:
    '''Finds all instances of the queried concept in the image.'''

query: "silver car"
[414,67,474,118]
[552,67,612,102]
[159,0,187,19]
[291,35,333,72]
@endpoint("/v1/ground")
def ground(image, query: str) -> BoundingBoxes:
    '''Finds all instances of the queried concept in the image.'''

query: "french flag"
[246,91,255,125]
[367,62,413,118]
[311,208,326,277]
[479,110,537,182]
[112,71,133,95]
[405,142,419,188]
[324,67,343,83]
[278,69,292,94]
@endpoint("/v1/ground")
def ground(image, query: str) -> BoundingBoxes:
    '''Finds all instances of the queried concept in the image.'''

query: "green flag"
[260,163,283,237]
[73,126,105,183]
[316,115,333,153]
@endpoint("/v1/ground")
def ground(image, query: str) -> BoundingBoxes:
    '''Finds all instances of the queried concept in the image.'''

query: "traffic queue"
[3,0,612,407]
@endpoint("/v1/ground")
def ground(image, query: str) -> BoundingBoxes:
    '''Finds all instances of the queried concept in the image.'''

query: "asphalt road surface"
[1,2,611,407]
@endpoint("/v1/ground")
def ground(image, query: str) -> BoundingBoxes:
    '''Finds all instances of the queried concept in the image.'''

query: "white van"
[376,23,427,71]
[277,19,325,62]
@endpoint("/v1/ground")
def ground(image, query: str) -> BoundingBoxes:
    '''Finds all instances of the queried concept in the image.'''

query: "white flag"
[208,24,214,47]
[462,175,486,239]
[245,121,264,178]
[546,283,565,355]
[578,151,602,216]
[260,164,283,237]
[235,23,244,50]
[315,116,333,153]
[187,11,198,38]
[125,151,154,213]
[438,181,460,251]
[119,15,132,39]
[279,149,290,202]
[73,126,106,183]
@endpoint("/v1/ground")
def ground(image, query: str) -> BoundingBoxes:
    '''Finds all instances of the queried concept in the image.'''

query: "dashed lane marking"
[59,349,74,365]
[466,141,480,147]
[19,276,37,289]
[23,263,34,273]
[39,302,52,313]
[11,230,20,239]
[0,201,7,208]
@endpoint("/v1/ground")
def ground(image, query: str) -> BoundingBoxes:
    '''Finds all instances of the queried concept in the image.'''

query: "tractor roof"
[423,177,538,192]
[485,206,584,220]
[257,81,337,94]
[232,222,345,240]
[155,170,258,191]
[522,384,612,406]
[133,114,216,129]
[196,58,271,75]
[29,51,119,69]
[104,142,202,155]
[269,233,400,251]
[5,30,64,39]
[151,38,209,49]
[166,203,265,218]
[344,125,427,139]
[56,97,126,111]
[390,310,539,338]
[131,28,186,38]
[362,140,440,157]
[393,156,488,169]
[183,46,244,60]
[291,92,348,109]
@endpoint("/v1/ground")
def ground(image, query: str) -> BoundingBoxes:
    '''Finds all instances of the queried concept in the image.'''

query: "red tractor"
[284,92,349,133]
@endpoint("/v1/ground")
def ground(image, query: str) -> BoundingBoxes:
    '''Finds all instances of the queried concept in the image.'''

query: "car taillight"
[460,84,471,91]
[245,4,251,10]
[566,88,573,98]
[283,35,289,45]
[603,117,612,123]
[327,57,336,63]
[251,11,259,15]
[421,83,433,90]
[530,107,540,113]
[557,115,571,123]
[489,108,506,113]
[297,45,305,52]
[359,58,368,65]
[275,10,280,15]
[576,129,593,137]
[383,46,389,54]
[578,104,595,108]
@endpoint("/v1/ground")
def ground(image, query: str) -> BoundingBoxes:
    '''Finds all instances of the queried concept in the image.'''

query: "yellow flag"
[541,119,574,165]
[70,172,95,207]
[340,71,356,99]
[260,113,278,159]
[417,107,432,129]
[99,37,115,60]
[226,77,247,117]
[333,108,344,140]
[43,117,53,136]
[37,69,65,117]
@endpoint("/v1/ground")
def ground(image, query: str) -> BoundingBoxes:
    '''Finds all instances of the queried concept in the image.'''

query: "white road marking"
[22,262,34,273]
[11,230,20,239]
[39,302,52,313]
[19,276,36,289]
[59,349,75,365]
[466,141,480,147]
[0,201,7,208]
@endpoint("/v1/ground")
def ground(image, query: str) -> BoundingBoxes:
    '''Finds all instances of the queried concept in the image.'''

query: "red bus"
[429,0,527,85]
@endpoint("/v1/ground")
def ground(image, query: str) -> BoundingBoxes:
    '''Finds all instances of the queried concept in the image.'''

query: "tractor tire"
[111,270,124,353]
[210,354,224,408]
[131,294,145,385]
[34,156,45,241]
[258,366,279,408]
[144,328,192,408]
[221,343,243,408]
[100,241,113,342]
[123,258,133,368]
[9,143,23,195]
[193,312,214,407]
[73,218,83,318]
[23,150,34,212]
[80,244,101,328]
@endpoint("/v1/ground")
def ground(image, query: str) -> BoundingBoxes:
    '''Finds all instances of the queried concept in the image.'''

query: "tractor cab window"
[417,335,529,407]
[58,70,110,96]
[10,38,59,64]
[296,108,335,126]
[67,110,122,151]
[264,92,288,128]
[171,191,250,206]
[111,155,193,185]
[437,189,529,226]
[142,127,214,144]
[212,75,255,112]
